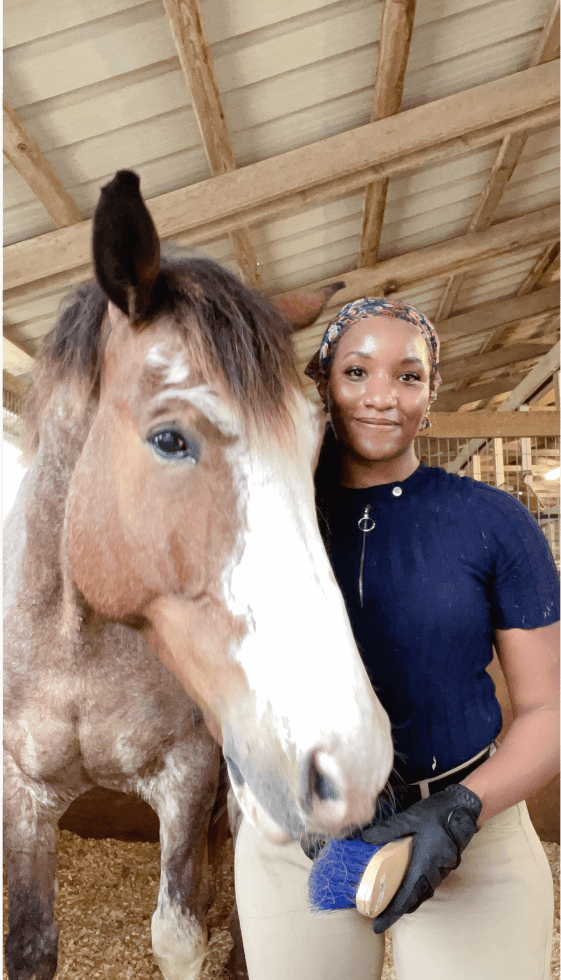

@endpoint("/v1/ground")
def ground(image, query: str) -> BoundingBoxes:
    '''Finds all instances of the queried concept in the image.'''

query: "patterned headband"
[304,297,442,426]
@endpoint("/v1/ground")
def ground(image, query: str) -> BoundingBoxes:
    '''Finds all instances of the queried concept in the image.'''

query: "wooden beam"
[3,370,29,399]
[499,342,560,410]
[436,284,560,343]
[425,411,559,439]
[3,336,35,376]
[476,238,560,358]
[4,61,559,293]
[517,242,560,295]
[537,249,560,288]
[434,376,524,412]
[527,378,556,406]
[359,0,416,267]
[533,0,561,64]
[554,371,560,410]
[162,0,235,176]
[447,343,560,472]
[161,0,260,287]
[3,99,82,228]
[287,206,559,314]
[441,343,551,385]
[434,3,560,321]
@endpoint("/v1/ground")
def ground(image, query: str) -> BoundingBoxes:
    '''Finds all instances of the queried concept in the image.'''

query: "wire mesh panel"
[416,435,561,569]
[3,387,24,448]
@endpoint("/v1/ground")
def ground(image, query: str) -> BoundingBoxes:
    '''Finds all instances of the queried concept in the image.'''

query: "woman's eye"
[399,372,421,383]
[345,367,366,379]
[149,429,200,463]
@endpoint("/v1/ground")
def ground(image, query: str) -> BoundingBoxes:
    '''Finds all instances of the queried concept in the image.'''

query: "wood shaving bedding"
[4,835,559,978]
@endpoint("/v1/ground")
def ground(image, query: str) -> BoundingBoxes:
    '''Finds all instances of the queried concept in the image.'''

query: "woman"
[234,297,559,980]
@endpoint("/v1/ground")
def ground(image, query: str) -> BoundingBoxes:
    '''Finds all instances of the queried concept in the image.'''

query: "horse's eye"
[149,429,199,463]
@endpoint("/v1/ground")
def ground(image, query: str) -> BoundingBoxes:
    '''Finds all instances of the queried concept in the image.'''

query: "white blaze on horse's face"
[215,392,392,840]
[138,340,392,841]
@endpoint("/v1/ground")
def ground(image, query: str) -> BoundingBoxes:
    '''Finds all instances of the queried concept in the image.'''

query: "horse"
[3,170,393,980]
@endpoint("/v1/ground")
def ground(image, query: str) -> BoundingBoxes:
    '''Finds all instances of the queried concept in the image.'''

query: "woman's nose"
[363,377,398,408]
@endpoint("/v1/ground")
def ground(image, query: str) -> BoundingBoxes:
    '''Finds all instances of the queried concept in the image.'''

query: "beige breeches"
[235,801,553,980]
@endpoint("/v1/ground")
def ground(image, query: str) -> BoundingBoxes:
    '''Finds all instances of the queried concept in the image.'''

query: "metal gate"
[416,434,560,569]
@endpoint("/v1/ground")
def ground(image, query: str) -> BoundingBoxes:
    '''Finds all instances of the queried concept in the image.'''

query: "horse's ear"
[271,281,345,330]
[92,170,161,325]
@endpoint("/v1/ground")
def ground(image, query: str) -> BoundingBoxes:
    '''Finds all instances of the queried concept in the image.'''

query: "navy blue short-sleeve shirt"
[325,463,559,783]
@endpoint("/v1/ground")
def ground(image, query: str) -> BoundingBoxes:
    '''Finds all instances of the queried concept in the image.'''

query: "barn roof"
[3,0,560,415]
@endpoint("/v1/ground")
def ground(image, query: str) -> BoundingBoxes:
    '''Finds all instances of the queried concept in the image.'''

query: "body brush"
[308,836,413,918]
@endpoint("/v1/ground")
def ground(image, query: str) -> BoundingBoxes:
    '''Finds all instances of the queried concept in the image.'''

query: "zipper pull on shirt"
[358,505,376,608]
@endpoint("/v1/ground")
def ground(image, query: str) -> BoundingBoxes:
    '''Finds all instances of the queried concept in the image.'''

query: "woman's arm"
[461,620,560,825]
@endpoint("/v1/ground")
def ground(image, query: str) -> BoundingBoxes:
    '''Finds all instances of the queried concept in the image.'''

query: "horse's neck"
[17,383,97,610]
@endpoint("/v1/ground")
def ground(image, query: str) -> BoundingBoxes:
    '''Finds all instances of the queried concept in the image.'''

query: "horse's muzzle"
[299,748,379,834]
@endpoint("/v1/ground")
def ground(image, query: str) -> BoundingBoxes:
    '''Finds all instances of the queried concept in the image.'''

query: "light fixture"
[544,467,560,482]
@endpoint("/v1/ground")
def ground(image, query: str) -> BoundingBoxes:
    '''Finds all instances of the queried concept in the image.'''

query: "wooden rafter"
[3,370,29,398]
[537,250,560,287]
[3,335,35,376]
[427,411,559,439]
[4,61,558,293]
[439,343,551,385]
[3,99,82,228]
[554,371,560,410]
[435,1,560,321]
[447,342,561,472]
[470,240,561,394]
[161,0,261,287]
[499,342,561,411]
[291,206,558,319]
[359,0,417,267]
[436,284,560,344]
[527,380,558,407]
[518,242,560,295]
[478,244,560,360]
[435,376,525,413]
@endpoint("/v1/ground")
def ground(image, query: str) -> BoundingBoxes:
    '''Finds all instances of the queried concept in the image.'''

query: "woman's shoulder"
[421,464,547,536]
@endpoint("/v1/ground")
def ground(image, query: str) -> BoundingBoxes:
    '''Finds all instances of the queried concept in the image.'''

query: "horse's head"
[65,171,392,842]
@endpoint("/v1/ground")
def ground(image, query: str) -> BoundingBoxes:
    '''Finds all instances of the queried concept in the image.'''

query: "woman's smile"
[354,416,400,427]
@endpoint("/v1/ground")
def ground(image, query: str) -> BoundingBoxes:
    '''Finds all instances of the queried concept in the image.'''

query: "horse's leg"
[3,754,63,980]
[142,739,220,980]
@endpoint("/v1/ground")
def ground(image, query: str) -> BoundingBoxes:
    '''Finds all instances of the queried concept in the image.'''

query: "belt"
[384,744,495,813]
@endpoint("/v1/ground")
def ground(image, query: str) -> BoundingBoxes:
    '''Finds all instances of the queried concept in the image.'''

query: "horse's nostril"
[313,766,339,801]
[309,753,340,802]
[225,756,245,787]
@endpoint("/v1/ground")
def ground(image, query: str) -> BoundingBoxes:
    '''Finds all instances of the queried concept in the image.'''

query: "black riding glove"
[361,783,482,933]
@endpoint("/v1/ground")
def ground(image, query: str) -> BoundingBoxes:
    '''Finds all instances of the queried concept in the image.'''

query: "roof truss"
[3,0,559,417]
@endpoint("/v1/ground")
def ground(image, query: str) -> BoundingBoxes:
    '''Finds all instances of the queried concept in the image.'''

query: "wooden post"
[520,438,533,473]
[493,438,505,488]
[554,371,560,411]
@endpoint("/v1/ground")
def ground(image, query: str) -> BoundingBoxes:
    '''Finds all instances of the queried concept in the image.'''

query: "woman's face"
[327,315,432,464]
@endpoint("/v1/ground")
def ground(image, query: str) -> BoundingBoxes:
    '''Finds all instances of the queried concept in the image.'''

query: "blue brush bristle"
[308,837,383,913]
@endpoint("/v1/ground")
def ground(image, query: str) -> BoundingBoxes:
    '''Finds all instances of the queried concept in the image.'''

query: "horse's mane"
[24,253,299,455]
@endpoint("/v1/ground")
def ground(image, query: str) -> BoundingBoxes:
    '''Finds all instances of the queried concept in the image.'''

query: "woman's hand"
[361,783,481,933]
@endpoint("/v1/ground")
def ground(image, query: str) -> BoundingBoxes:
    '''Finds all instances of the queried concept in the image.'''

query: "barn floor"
[3,832,560,979]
